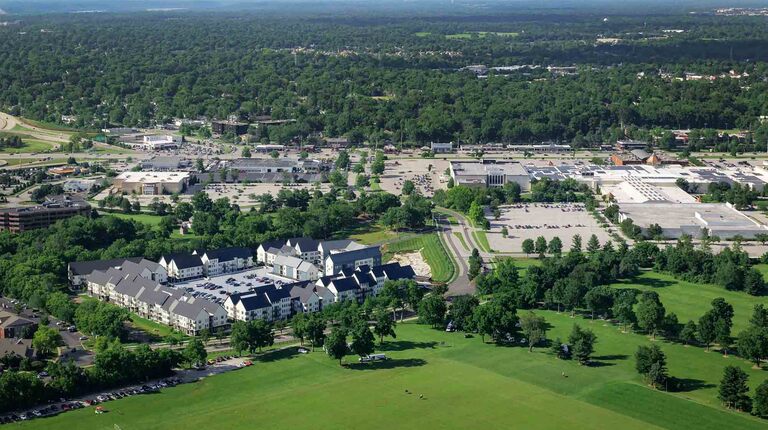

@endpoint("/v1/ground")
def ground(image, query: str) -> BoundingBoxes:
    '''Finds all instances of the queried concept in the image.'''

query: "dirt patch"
[389,251,431,278]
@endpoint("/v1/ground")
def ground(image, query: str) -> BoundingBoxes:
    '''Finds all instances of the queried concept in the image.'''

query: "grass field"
[0,132,55,153]
[609,270,768,334]
[510,257,542,276]
[344,223,398,245]
[384,234,455,283]
[103,212,164,226]
[446,31,519,39]
[18,319,768,430]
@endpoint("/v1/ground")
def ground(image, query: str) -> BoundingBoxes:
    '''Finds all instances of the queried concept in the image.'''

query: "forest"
[2,12,768,146]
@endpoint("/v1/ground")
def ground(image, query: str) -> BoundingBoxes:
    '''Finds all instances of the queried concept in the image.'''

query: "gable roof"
[69,257,142,276]
[0,338,34,359]
[326,246,381,264]
[162,253,203,269]
[258,240,284,252]
[286,237,319,252]
[274,254,305,269]
[329,277,360,293]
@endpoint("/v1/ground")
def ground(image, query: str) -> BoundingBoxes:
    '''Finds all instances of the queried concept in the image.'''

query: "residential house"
[256,240,285,265]
[196,247,254,276]
[0,312,35,339]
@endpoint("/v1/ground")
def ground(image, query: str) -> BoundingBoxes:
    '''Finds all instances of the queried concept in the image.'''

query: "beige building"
[113,171,190,195]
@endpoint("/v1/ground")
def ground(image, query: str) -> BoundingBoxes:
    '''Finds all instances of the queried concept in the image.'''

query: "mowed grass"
[473,230,492,252]
[384,234,455,283]
[0,132,55,153]
[446,31,519,39]
[18,321,768,430]
[102,212,164,226]
[609,270,768,333]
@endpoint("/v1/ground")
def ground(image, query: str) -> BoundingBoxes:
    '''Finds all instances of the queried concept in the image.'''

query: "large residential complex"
[159,247,254,281]
[0,196,91,233]
[257,237,382,279]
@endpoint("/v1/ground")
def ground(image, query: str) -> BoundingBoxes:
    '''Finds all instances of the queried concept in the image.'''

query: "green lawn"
[103,212,164,226]
[446,31,519,39]
[609,271,768,333]
[384,234,455,283]
[18,321,768,430]
[345,223,398,245]
[0,132,55,153]
[510,257,542,276]
[128,313,182,340]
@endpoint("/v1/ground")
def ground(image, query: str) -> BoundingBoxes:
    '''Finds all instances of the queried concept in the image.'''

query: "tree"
[754,380,768,418]
[612,290,637,332]
[550,337,571,360]
[471,296,518,343]
[355,174,370,188]
[736,326,768,368]
[636,291,666,339]
[534,236,548,258]
[230,321,251,356]
[587,234,600,254]
[548,237,563,256]
[402,180,415,195]
[241,147,251,158]
[199,328,211,346]
[520,312,547,352]
[251,319,274,352]
[570,234,582,253]
[32,325,62,357]
[183,338,207,368]
[522,239,534,256]
[373,307,396,344]
[468,248,482,281]
[306,314,327,351]
[448,295,479,331]
[568,324,597,365]
[292,313,308,346]
[325,328,348,366]
[351,321,376,359]
[215,326,225,345]
[635,344,668,389]
[419,295,447,328]
[680,320,698,346]
[584,286,613,320]
[719,366,752,412]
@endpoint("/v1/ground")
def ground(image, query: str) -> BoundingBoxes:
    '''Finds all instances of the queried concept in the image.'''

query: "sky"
[0,0,767,16]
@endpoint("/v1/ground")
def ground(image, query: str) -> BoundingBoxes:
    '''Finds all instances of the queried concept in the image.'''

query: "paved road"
[435,213,473,296]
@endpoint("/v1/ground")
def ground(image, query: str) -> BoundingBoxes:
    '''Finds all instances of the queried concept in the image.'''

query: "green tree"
[680,320,698,346]
[351,320,376,358]
[736,326,768,368]
[534,236,548,258]
[325,328,348,366]
[568,324,597,365]
[468,248,482,281]
[718,366,752,412]
[635,344,668,389]
[402,180,415,195]
[636,291,666,339]
[754,380,768,418]
[521,238,534,256]
[32,325,62,357]
[306,314,327,351]
[373,307,396,344]
[584,286,613,320]
[241,147,251,158]
[548,236,562,256]
[587,234,601,253]
[418,295,447,328]
[520,312,547,352]
[570,234,583,253]
[183,338,207,368]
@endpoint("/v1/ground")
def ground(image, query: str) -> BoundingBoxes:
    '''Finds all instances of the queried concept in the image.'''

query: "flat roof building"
[114,171,190,195]
[212,120,249,136]
[449,159,531,190]
[0,195,91,233]
[617,202,768,239]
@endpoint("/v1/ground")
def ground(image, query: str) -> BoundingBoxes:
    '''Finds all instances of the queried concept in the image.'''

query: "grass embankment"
[472,230,492,253]
[384,234,455,283]
[609,270,768,334]
[0,132,55,153]
[18,321,768,430]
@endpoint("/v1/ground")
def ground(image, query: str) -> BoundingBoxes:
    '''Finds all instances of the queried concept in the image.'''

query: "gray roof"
[69,257,142,276]
[326,246,382,264]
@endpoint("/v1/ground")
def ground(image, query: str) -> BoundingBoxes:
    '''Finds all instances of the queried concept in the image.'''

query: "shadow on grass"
[669,377,716,392]
[254,348,300,363]
[628,276,676,289]
[347,358,427,371]
[592,354,629,361]
[379,341,439,352]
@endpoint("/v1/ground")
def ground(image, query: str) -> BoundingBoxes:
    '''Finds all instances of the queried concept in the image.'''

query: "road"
[434,212,473,296]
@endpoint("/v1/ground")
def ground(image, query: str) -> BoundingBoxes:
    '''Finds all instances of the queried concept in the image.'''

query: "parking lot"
[486,203,614,253]
[172,267,296,304]
[378,158,450,197]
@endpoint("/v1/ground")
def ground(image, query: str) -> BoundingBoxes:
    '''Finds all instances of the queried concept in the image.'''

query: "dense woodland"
[3,13,768,146]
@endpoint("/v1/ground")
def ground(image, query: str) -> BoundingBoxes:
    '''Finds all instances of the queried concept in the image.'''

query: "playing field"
[17,316,767,430]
